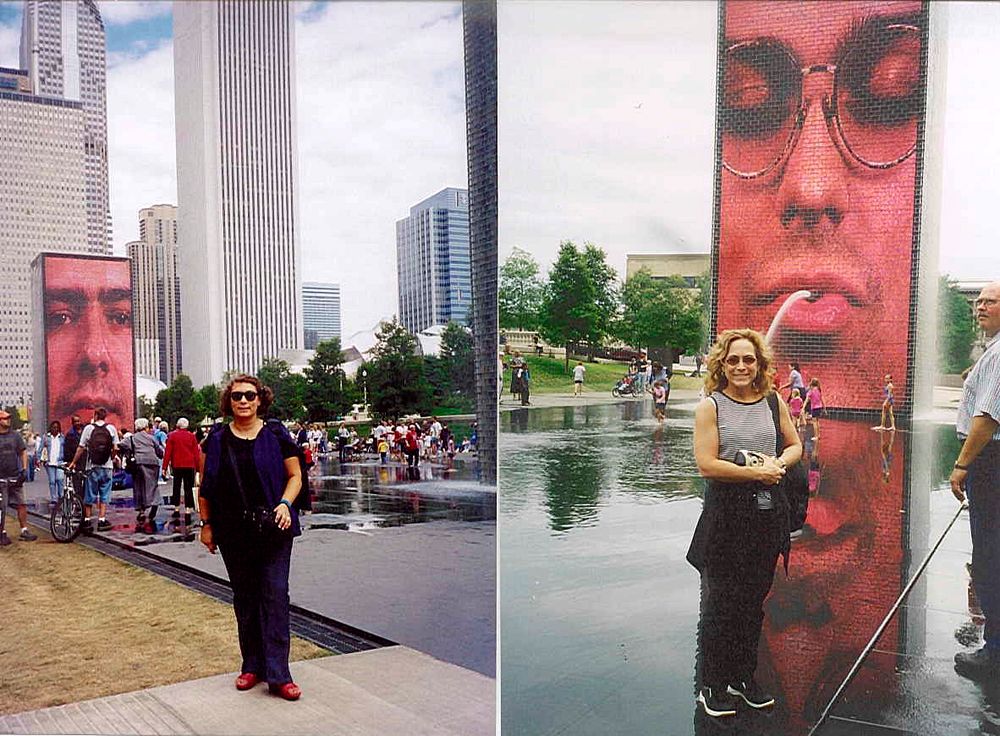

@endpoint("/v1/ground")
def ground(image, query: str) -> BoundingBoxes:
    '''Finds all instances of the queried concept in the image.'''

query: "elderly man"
[951,281,1000,680]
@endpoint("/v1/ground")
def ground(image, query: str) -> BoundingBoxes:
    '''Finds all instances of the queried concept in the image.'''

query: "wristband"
[279,499,293,510]
[954,462,969,471]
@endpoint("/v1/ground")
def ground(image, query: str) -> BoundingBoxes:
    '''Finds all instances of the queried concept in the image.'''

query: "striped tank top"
[711,391,777,463]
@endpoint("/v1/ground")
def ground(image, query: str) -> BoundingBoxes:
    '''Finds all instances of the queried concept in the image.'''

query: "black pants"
[171,468,195,507]
[699,514,780,688]
[218,532,294,685]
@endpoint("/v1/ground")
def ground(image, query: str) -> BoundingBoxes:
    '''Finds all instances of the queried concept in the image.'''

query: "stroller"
[611,373,642,398]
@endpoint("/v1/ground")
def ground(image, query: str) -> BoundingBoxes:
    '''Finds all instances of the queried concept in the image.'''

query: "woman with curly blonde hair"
[687,329,801,718]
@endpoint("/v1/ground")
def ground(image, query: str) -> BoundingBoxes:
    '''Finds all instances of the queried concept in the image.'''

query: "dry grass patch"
[0,516,328,715]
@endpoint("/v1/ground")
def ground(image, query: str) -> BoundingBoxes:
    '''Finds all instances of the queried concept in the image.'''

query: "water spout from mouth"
[765,290,813,344]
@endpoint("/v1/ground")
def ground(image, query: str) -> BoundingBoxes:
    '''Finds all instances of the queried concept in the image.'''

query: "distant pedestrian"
[41,421,66,505]
[121,418,164,534]
[805,379,824,440]
[778,362,805,402]
[164,417,200,528]
[338,422,350,463]
[0,410,35,544]
[519,365,531,406]
[573,362,586,396]
[692,353,704,377]
[877,374,896,431]
[789,388,804,429]
[652,381,667,422]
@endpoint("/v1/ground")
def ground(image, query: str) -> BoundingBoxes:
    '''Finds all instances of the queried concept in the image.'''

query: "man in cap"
[0,410,36,544]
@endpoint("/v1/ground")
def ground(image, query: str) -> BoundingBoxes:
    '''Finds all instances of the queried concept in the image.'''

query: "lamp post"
[361,368,368,414]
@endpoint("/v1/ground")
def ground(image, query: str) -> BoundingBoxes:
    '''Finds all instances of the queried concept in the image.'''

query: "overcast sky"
[499,1,1000,282]
[0,0,467,339]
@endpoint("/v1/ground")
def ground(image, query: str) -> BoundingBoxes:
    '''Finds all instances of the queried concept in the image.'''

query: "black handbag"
[767,393,810,532]
[225,443,290,544]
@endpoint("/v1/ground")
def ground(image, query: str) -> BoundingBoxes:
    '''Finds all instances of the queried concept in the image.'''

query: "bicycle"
[50,464,85,543]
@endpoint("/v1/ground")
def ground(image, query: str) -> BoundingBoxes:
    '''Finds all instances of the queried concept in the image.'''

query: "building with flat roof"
[302,282,342,349]
[174,0,302,385]
[625,253,709,286]
[128,205,182,384]
[0,90,88,407]
[396,187,471,334]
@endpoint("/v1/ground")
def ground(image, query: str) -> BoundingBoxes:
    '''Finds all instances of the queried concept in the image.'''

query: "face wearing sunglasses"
[725,354,758,367]
[230,390,258,402]
[721,19,923,178]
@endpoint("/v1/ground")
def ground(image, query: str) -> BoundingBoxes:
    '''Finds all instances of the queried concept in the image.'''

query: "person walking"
[121,418,164,534]
[164,418,200,528]
[687,328,801,718]
[652,381,667,422]
[573,362,586,396]
[804,379,824,440]
[198,374,305,700]
[778,362,805,402]
[0,410,36,544]
[878,374,896,431]
[68,407,119,534]
[519,364,531,406]
[41,421,66,506]
[951,282,1000,681]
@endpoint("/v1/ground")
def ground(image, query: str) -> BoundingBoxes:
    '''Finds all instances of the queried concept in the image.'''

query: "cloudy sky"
[499,1,1000,282]
[0,0,467,338]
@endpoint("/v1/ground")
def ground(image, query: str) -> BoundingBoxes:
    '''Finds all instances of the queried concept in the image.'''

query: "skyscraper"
[128,205,182,384]
[464,0,498,485]
[396,187,471,334]
[20,0,112,254]
[174,1,302,387]
[302,282,342,350]
[0,67,89,408]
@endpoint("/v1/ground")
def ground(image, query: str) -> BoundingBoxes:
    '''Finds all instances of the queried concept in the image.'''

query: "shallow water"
[500,400,968,735]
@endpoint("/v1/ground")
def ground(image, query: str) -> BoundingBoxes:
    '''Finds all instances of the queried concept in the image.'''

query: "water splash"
[765,290,813,344]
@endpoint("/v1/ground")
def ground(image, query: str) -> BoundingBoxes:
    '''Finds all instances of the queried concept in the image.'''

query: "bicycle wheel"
[612,387,621,398]
[50,492,84,542]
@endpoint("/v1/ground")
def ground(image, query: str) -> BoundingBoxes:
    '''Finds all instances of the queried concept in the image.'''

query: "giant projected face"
[43,256,134,432]
[715,1,926,411]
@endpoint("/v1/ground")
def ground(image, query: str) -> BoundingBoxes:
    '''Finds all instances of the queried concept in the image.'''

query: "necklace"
[230,419,262,440]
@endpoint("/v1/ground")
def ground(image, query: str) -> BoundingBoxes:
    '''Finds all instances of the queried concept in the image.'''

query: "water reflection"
[501,401,966,736]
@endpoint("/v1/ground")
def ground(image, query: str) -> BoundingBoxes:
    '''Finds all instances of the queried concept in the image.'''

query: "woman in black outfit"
[687,329,801,719]
[198,374,305,700]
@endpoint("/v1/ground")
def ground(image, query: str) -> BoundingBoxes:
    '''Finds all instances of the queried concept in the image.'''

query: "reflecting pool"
[500,400,980,735]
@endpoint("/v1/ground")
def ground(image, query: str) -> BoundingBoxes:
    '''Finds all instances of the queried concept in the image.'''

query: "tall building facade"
[396,187,471,334]
[174,1,303,387]
[128,205,182,384]
[464,0,498,485]
[0,70,88,407]
[20,0,112,254]
[302,282,341,350]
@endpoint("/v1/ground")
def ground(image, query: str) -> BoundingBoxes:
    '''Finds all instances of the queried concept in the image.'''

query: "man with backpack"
[68,406,119,534]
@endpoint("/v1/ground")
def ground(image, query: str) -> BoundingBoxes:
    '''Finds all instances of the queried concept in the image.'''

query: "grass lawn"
[0,515,328,715]
[511,354,704,395]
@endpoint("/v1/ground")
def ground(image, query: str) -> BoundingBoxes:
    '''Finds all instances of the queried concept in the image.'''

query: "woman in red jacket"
[163,417,201,527]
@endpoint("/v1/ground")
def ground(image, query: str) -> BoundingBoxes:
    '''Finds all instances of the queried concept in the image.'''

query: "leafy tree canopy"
[257,357,306,422]
[616,269,703,355]
[499,247,544,331]
[939,276,976,374]
[155,374,199,426]
[303,338,351,421]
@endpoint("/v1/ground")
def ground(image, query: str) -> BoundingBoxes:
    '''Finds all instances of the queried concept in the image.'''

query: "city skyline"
[0,1,468,338]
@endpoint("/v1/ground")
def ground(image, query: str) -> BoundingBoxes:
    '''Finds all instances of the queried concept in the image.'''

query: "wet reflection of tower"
[463,0,498,485]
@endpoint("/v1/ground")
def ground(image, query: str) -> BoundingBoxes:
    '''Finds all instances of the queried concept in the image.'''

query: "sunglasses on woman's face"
[725,355,757,367]
[230,390,258,402]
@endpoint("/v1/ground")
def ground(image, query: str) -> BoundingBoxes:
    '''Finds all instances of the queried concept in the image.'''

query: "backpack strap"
[766,392,782,456]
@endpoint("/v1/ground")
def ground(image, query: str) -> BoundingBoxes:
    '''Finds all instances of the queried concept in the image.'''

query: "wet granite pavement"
[23,452,496,678]
[500,401,994,736]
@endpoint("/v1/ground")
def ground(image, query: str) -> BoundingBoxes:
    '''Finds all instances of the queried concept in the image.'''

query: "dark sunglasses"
[230,390,258,402]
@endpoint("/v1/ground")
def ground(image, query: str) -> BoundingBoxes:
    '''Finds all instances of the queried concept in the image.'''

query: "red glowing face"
[43,256,135,431]
[716,1,925,410]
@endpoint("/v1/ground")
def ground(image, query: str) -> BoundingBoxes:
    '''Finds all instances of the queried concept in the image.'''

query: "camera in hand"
[734,449,774,510]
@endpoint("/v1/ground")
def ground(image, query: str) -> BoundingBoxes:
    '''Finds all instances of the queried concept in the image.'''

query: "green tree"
[194,383,220,421]
[5,406,24,431]
[257,358,306,421]
[694,269,711,351]
[499,247,544,331]
[939,276,976,374]
[616,269,703,355]
[303,338,350,421]
[426,322,476,412]
[137,395,155,420]
[539,240,619,370]
[155,374,199,425]
[368,318,432,419]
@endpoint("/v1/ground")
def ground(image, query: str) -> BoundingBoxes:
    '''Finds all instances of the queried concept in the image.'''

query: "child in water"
[789,388,804,428]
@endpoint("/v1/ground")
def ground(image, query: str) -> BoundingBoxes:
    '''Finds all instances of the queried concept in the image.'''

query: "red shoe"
[269,682,301,700]
[235,672,260,691]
